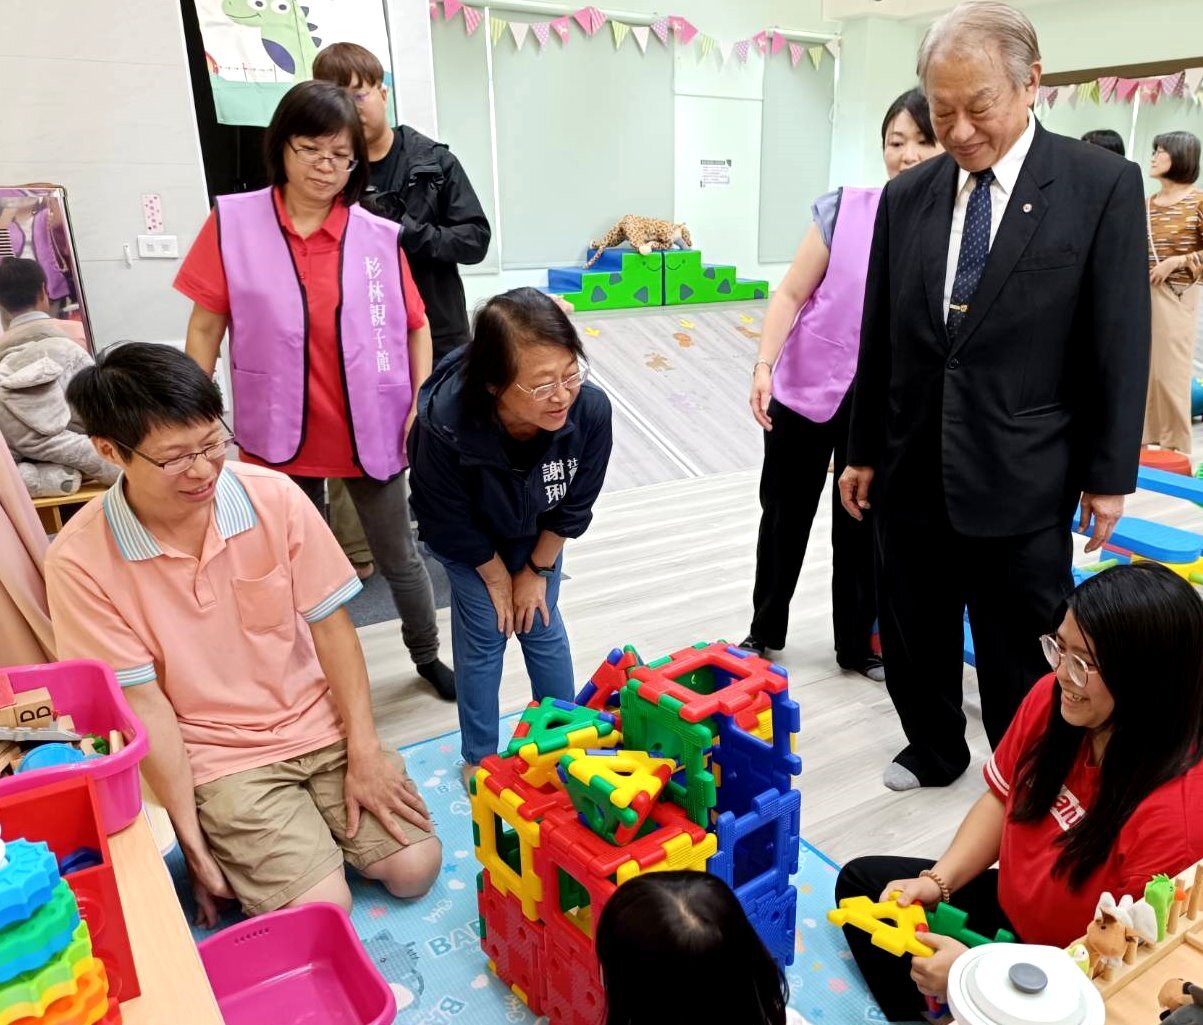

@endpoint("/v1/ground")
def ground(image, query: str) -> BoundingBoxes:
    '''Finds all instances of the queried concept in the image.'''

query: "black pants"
[835,856,1016,1022]
[874,507,1072,784]
[749,396,876,662]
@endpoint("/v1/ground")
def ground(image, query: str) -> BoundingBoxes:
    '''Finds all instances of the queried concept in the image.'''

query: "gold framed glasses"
[514,363,590,402]
[1039,634,1099,689]
[127,430,235,476]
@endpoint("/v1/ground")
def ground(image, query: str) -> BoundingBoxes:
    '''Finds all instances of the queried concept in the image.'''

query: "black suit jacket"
[847,121,1151,537]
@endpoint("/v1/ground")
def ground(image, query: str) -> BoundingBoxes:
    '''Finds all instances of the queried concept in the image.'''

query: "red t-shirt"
[174,190,427,478]
[986,674,1203,947]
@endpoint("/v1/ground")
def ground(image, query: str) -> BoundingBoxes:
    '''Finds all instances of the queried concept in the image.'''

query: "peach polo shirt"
[45,462,362,786]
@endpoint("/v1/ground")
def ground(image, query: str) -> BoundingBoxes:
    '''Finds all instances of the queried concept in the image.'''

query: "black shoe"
[738,635,768,656]
[416,659,456,701]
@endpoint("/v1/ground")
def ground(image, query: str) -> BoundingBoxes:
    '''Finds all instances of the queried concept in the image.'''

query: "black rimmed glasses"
[125,428,236,476]
[288,142,359,173]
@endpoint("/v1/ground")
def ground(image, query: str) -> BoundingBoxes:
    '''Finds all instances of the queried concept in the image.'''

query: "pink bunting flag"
[429,0,439,20]
[1115,77,1140,102]
[770,32,786,56]
[1140,78,1162,104]
[574,6,606,36]
[1161,72,1185,98]
[1045,87,1059,109]
[789,42,802,67]
[1184,68,1203,97]
[443,0,462,19]
[531,20,551,47]
[734,39,751,64]
[752,30,768,54]
[462,5,482,34]
[1098,76,1119,102]
[670,16,698,46]
[551,14,572,42]
[651,17,670,45]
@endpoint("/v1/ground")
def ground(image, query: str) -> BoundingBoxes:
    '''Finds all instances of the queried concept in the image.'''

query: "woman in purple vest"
[741,90,942,675]
[177,81,455,700]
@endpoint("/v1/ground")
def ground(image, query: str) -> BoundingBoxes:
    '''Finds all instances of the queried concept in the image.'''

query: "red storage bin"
[0,776,139,1003]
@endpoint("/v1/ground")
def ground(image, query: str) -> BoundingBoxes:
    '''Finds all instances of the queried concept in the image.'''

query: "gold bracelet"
[752,358,773,377]
[920,868,951,905]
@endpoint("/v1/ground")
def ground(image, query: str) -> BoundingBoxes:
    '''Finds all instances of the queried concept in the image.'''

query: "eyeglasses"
[288,142,358,173]
[126,433,235,476]
[514,363,590,402]
[1039,634,1100,689]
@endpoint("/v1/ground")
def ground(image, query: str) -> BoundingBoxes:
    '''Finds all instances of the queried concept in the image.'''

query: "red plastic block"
[0,778,138,1003]
[478,754,569,823]
[478,871,547,1015]
[542,917,604,1025]
[628,643,788,724]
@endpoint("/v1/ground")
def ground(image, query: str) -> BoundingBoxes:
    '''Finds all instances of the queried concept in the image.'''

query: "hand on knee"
[369,838,442,899]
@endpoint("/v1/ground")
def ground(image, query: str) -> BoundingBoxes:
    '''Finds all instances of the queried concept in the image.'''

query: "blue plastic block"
[963,609,976,668]
[710,787,801,898]
[548,267,585,292]
[0,841,60,933]
[1137,466,1203,504]
[1077,509,1203,563]
[712,689,800,819]
[741,882,798,968]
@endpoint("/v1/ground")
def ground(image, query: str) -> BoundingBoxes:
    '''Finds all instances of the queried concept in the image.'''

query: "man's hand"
[838,465,875,521]
[184,844,235,929]
[512,566,551,635]
[344,747,433,844]
[1078,493,1124,553]
[910,933,967,1000]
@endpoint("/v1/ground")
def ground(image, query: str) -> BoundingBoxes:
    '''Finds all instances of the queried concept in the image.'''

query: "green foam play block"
[560,252,664,311]
[664,251,768,306]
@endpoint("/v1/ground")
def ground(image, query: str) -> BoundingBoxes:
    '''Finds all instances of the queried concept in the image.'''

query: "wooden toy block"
[106,731,124,754]
[0,744,19,775]
[9,689,52,729]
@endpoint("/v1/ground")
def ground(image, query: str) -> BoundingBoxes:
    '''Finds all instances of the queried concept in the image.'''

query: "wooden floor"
[361,304,1203,870]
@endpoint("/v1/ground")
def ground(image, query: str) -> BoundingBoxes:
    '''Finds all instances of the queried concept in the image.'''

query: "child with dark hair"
[596,872,806,1025]
[835,562,1203,1021]
[1081,129,1126,157]
[407,287,612,786]
[46,342,441,927]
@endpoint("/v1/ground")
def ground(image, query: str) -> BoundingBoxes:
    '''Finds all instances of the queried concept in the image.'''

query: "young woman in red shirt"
[835,561,1203,1021]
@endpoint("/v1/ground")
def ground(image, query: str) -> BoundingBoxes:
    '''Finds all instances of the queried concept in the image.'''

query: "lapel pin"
[1022,203,1033,213]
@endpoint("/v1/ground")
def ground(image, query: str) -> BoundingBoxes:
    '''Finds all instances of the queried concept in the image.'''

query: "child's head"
[595,872,787,1025]
[0,258,49,318]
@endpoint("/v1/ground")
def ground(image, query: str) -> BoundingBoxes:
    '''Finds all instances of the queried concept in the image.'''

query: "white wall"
[0,1,211,349]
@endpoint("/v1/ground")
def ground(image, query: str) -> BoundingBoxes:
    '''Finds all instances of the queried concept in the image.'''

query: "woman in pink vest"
[177,81,454,700]
[741,90,942,675]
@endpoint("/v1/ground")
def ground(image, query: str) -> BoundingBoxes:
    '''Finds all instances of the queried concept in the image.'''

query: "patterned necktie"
[946,167,996,338]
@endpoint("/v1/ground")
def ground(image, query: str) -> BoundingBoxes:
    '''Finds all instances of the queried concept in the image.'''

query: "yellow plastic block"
[471,770,544,922]
[753,707,774,742]
[826,894,933,957]
[560,750,675,809]
[614,830,717,885]
[515,727,622,787]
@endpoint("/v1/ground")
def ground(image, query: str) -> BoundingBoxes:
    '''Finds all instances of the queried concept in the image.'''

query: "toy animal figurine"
[1159,980,1203,1023]
[1085,893,1136,979]
[585,215,692,268]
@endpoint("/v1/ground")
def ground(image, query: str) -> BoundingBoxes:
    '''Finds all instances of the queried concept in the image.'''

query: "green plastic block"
[504,698,618,759]
[557,869,591,916]
[1146,874,1174,941]
[561,252,664,311]
[0,920,91,1019]
[645,656,672,670]
[664,250,768,306]
[562,772,639,845]
[925,903,1015,947]
[0,882,80,985]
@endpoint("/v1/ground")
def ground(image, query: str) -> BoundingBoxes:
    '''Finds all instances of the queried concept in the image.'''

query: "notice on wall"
[699,159,732,188]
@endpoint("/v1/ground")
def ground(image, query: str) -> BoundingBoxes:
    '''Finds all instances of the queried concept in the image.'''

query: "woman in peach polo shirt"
[176,80,454,700]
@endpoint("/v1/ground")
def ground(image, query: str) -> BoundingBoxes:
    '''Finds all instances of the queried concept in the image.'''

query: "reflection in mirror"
[0,186,92,354]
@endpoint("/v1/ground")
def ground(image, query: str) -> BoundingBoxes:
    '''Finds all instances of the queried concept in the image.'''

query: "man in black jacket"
[314,43,492,360]
[839,2,1149,791]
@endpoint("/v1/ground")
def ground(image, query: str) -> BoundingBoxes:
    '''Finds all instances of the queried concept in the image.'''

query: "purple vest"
[216,188,412,481]
[8,210,71,302]
[772,186,882,423]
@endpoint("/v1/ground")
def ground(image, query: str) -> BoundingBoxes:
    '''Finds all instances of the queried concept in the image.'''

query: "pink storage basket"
[198,903,397,1025]
[1,660,148,833]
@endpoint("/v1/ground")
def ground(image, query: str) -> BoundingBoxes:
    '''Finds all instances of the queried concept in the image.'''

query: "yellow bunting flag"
[612,20,629,49]
[698,34,715,60]
[490,16,508,45]
[807,45,823,70]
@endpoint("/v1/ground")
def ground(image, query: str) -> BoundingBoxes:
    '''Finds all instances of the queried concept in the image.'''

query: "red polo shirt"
[174,190,427,478]
[986,674,1203,947]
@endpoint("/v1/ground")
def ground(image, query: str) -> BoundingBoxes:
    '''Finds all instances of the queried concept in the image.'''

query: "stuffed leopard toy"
[585,215,692,268]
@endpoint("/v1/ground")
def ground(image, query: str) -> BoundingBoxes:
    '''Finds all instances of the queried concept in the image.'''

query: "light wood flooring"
[362,303,1203,870]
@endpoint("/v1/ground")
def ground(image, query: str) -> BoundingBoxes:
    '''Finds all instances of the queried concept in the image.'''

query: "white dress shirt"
[942,112,1037,315]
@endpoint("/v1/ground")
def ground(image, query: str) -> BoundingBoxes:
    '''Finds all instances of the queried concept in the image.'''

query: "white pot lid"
[946,944,1106,1025]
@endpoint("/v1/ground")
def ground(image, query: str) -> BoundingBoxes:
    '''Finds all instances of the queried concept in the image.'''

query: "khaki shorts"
[194,740,435,915]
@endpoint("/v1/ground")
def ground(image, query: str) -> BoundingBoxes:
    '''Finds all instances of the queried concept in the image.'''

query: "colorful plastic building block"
[558,749,674,846]
[8,955,112,1025]
[575,646,642,711]
[710,788,801,898]
[0,925,93,1025]
[925,902,1015,947]
[541,915,606,1025]
[712,689,801,820]
[0,882,81,984]
[477,870,547,1015]
[504,699,620,787]
[827,894,934,958]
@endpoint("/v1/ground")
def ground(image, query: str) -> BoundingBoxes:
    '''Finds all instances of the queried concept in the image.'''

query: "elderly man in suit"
[840,1,1149,790]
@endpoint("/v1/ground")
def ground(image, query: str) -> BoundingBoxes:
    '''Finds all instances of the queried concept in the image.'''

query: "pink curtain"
[0,444,54,665]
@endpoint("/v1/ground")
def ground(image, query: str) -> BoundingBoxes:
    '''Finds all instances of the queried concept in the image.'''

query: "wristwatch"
[527,558,556,578]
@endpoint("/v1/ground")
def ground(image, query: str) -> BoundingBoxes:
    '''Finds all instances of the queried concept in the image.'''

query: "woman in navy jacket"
[408,287,613,784]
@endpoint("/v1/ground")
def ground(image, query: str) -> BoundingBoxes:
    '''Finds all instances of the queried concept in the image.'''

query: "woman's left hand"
[1150,256,1182,286]
[512,567,550,634]
[404,408,417,444]
[910,933,967,1000]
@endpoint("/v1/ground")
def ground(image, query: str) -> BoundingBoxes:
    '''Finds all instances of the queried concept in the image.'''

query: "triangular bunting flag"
[752,30,768,54]
[1046,86,1059,108]
[1036,85,1050,106]
[1085,80,1100,104]
[632,24,650,53]
[509,21,529,49]
[1099,76,1119,102]
[670,16,699,46]
[429,1,439,21]
[574,6,605,36]
[698,34,715,61]
[807,45,823,69]
[718,39,734,65]
[462,6,482,35]
[825,38,841,59]
[551,15,571,42]
[443,0,462,19]
[1116,77,1140,102]
[531,21,551,47]
[651,17,670,45]
[1066,85,1079,109]
[1162,72,1185,98]
[490,16,507,45]
[770,32,785,56]
[789,42,802,67]
[1184,68,1203,97]
[1141,77,1162,104]
[733,39,751,63]
[611,20,629,50]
